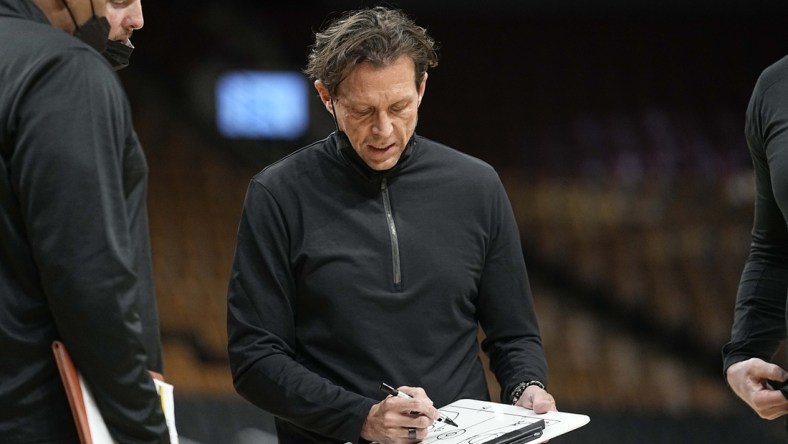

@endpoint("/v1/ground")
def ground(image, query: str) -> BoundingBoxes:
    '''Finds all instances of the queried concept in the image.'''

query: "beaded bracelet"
[510,380,546,405]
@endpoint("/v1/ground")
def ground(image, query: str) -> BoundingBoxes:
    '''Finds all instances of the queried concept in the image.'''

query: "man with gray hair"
[228,7,555,443]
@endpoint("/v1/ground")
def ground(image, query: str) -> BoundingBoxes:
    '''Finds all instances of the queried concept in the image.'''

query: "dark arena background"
[120,0,788,442]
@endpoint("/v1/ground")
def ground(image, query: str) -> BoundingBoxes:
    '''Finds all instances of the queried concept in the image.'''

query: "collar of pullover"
[333,131,417,182]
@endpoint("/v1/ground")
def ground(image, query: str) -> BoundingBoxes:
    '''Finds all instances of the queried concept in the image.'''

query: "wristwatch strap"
[510,380,546,405]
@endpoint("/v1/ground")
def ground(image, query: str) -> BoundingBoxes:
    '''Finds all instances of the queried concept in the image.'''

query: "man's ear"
[314,80,334,115]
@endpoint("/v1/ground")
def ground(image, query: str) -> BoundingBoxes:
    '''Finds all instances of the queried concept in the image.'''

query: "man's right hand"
[726,358,788,419]
[360,386,438,443]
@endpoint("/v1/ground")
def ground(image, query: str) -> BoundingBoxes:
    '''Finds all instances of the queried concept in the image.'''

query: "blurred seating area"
[134,96,258,396]
[497,104,757,414]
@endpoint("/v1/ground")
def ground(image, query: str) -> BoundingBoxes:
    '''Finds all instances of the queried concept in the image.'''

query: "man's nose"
[372,112,394,136]
[125,2,144,30]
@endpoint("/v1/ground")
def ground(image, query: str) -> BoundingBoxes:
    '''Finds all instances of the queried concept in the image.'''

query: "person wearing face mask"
[227,7,556,444]
[104,0,143,70]
[0,0,169,443]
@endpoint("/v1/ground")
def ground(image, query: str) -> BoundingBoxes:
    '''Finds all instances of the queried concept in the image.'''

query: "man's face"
[105,0,143,43]
[328,55,426,171]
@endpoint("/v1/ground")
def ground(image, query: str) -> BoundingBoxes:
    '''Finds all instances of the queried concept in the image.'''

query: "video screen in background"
[216,70,309,140]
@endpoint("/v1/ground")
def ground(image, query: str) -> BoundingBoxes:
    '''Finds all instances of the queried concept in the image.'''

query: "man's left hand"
[514,385,556,413]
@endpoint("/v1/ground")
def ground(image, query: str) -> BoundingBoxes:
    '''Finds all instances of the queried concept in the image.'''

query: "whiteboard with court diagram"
[424,399,589,444]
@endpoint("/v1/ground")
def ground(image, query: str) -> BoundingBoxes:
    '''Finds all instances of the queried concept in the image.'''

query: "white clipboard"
[52,340,179,444]
[424,398,589,443]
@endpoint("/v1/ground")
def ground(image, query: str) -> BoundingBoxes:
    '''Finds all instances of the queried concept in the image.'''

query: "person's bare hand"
[514,385,556,414]
[727,358,788,420]
[360,386,439,443]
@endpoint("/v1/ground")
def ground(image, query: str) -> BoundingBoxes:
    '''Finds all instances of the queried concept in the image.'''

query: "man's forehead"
[337,82,418,105]
[336,57,418,101]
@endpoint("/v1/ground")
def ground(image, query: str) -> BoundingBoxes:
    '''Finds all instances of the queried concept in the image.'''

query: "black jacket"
[722,55,788,373]
[0,0,168,442]
[228,133,548,443]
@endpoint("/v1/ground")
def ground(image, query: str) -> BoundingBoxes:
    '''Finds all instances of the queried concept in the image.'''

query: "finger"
[748,359,788,383]
[398,385,429,399]
[404,425,428,441]
[757,404,788,421]
[764,365,788,385]
[382,398,436,427]
[751,390,788,419]
[752,389,788,407]
[394,395,437,419]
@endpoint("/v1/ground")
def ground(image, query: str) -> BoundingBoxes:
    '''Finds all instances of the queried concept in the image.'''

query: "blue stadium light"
[215,70,309,140]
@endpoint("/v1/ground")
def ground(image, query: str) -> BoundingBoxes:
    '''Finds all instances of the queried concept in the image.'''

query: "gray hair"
[304,6,439,96]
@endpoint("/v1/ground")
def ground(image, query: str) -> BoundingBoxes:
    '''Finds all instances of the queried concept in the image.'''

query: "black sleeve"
[476,174,548,402]
[227,179,375,442]
[14,49,169,443]
[722,71,788,373]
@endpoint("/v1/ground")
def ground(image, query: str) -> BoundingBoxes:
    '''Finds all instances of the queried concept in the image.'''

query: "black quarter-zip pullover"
[228,132,547,443]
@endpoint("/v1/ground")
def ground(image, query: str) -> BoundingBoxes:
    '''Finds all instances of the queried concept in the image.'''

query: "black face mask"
[62,0,109,53]
[103,40,134,70]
